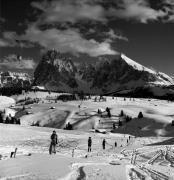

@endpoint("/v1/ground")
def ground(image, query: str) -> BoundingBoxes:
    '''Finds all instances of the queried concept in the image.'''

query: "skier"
[49,130,58,154]
[102,139,106,150]
[88,137,92,152]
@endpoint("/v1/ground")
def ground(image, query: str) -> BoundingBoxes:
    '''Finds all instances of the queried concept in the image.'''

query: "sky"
[0,0,174,75]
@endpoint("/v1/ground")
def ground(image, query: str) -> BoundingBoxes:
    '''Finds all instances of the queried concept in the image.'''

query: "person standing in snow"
[106,107,111,118]
[102,139,106,150]
[115,141,117,147]
[88,137,92,152]
[72,149,75,157]
[49,130,58,154]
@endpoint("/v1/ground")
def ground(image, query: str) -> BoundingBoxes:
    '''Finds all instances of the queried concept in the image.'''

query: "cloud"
[0,32,18,47]
[107,0,167,23]
[163,0,174,22]
[106,29,128,41]
[20,0,132,57]
[5,0,174,58]
[0,39,11,47]
[0,54,36,70]
[0,31,34,48]
[31,0,174,24]
[20,24,117,56]
[0,0,121,56]
[168,14,174,21]
[31,0,106,24]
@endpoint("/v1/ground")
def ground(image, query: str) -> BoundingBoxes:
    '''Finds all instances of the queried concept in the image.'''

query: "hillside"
[1,94,174,179]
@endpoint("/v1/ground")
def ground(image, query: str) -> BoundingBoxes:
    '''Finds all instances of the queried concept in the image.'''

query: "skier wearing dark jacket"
[49,130,58,154]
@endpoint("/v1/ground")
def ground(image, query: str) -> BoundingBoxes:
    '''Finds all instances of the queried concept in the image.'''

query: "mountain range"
[33,50,174,99]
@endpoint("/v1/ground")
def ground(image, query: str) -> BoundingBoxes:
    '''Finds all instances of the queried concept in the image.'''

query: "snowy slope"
[1,96,174,179]
[121,54,154,73]
[0,96,15,109]
[121,53,174,86]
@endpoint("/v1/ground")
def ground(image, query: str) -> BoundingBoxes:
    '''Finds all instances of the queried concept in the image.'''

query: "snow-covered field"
[0,96,15,110]
[1,92,174,180]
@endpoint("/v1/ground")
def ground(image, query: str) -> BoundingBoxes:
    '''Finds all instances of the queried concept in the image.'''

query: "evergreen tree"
[120,110,124,117]
[138,112,143,118]
[171,120,174,126]
[118,120,122,126]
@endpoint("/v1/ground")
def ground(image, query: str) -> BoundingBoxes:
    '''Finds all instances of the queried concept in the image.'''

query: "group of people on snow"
[49,131,131,155]
[88,137,106,152]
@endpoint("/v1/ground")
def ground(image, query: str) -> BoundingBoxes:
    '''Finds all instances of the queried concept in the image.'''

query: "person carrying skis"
[49,130,58,154]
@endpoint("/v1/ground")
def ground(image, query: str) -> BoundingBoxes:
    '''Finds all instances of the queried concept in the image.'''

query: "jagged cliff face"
[34,50,174,96]
[34,50,78,90]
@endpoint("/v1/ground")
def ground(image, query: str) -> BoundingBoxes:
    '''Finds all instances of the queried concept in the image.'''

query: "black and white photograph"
[0,0,174,179]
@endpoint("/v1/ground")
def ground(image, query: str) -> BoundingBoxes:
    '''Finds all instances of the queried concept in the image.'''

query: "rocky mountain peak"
[41,50,76,73]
